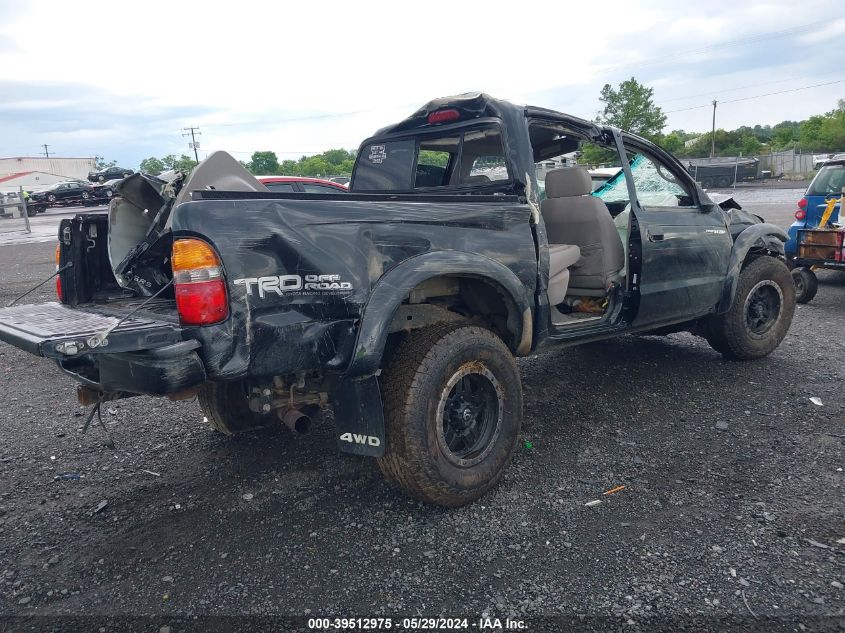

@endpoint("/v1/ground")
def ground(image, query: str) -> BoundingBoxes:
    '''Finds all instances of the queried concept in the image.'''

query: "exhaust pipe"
[281,409,310,434]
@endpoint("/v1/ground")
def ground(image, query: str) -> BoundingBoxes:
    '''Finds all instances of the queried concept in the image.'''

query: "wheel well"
[742,247,784,269]
[386,275,525,353]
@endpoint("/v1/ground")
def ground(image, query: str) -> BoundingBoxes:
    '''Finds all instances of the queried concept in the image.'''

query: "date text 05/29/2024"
[306,617,527,630]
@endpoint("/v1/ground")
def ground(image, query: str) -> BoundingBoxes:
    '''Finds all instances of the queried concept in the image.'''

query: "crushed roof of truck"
[373,92,599,138]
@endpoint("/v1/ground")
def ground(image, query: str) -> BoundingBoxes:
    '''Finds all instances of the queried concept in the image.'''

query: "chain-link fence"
[758,150,816,179]
[0,187,32,236]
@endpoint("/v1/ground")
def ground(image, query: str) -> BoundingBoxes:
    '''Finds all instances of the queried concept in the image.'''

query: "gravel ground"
[0,192,843,632]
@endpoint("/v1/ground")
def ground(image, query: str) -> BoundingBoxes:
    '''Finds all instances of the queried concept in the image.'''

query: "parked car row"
[88,166,134,182]
[10,171,351,216]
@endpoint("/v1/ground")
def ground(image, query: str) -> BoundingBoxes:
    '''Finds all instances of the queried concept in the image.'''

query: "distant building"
[0,171,74,192]
[0,157,96,182]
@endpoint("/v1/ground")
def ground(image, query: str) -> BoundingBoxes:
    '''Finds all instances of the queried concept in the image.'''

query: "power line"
[182,126,201,163]
[657,72,840,105]
[663,78,845,114]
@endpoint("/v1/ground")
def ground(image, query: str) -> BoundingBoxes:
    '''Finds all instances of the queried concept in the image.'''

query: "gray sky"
[0,0,842,167]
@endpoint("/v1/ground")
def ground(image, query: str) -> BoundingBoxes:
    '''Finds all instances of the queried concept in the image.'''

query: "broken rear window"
[352,126,510,192]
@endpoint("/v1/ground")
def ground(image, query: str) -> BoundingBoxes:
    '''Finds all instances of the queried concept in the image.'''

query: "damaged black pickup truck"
[0,93,794,506]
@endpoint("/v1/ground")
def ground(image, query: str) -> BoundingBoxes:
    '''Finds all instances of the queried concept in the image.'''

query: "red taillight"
[55,242,63,302]
[427,108,460,124]
[174,281,227,325]
[795,209,807,220]
[798,197,807,209]
[172,238,228,326]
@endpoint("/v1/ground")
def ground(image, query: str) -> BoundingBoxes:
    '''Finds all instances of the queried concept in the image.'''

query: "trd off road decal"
[368,145,387,164]
[234,274,353,298]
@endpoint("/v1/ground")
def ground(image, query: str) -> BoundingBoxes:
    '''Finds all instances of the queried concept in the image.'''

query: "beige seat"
[541,167,625,297]
[547,244,581,305]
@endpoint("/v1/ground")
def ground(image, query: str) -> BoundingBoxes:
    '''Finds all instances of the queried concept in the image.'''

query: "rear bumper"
[0,302,204,397]
[58,340,206,396]
[785,221,804,260]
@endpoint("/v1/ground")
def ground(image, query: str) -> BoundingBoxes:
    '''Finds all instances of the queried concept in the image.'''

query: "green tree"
[321,149,355,165]
[577,143,615,167]
[247,151,280,175]
[418,150,449,168]
[771,121,800,149]
[94,155,117,170]
[278,159,299,175]
[658,132,685,154]
[596,77,667,140]
[139,156,166,175]
[138,154,197,176]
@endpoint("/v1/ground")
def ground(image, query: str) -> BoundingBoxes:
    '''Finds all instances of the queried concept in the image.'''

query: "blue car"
[786,158,845,261]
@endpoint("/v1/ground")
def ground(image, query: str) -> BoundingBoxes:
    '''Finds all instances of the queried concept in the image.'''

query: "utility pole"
[710,100,717,158]
[41,144,51,158]
[182,126,201,163]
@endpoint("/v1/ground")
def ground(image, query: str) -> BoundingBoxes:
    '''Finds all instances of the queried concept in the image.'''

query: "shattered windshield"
[594,154,686,206]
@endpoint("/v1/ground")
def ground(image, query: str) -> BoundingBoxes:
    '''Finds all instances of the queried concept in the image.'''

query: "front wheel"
[47,194,56,203]
[704,257,795,360]
[792,267,818,304]
[377,323,523,507]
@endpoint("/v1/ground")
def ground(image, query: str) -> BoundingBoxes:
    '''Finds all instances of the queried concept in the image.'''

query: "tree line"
[134,79,844,176]
[138,149,356,178]
[586,77,845,161]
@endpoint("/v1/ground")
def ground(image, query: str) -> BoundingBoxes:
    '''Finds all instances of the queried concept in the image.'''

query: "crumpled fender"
[344,251,533,378]
[717,223,787,313]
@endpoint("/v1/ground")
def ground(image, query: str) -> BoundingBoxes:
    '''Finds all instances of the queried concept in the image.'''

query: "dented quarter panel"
[169,195,537,379]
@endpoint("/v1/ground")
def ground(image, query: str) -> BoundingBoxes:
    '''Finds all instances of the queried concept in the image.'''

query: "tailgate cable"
[6,262,73,307]
[80,399,115,449]
[87,279,174,349]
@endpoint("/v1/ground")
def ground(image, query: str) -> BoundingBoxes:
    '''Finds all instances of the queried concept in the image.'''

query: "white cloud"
[0,0,842,165]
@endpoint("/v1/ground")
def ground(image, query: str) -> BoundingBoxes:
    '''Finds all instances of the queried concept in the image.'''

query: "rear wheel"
[198,380,274,435]
[791,267,818,304]
[704,257,795,360]
[377,323,522,507]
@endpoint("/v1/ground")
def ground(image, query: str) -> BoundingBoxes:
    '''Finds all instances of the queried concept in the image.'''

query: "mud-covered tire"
[377,323,522,507]
[792,267,818,304]
[197,380,272,435]
[705,257,795,360]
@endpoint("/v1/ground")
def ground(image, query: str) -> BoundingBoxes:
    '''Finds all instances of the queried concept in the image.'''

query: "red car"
[256,176,348,193]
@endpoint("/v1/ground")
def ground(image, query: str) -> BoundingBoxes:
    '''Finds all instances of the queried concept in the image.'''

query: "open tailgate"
[0,302,182,358]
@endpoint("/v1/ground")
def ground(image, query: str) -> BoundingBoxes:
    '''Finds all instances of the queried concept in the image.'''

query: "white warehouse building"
[0,157,96,182]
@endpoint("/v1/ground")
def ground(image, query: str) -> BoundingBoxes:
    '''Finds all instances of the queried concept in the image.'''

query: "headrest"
[544,167,592,198]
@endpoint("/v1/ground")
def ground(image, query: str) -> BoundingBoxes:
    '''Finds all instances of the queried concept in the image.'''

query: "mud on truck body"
[0,94,794,506]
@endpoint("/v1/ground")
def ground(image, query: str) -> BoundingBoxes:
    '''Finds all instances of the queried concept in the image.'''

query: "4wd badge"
[368,145,387,164]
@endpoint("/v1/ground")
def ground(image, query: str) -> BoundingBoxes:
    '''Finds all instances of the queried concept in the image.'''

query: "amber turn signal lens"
[55,242,63,301]
[172,238,221,271]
